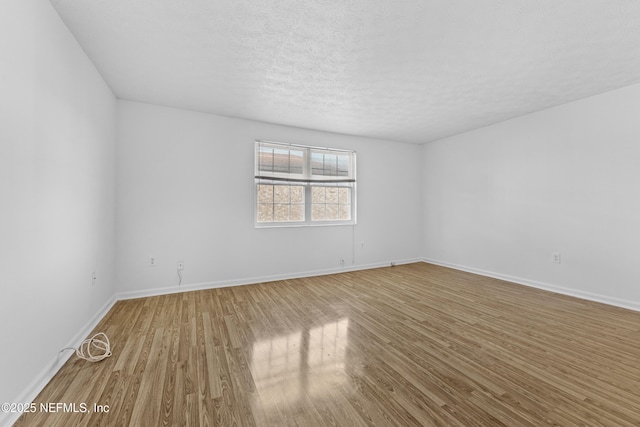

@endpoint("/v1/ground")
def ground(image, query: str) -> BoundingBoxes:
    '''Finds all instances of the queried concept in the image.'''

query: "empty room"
[3,0,640,426]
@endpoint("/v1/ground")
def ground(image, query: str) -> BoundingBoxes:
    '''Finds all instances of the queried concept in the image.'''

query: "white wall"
[116,100,422,295]
[422,83,640,309]
[0,0,116,417]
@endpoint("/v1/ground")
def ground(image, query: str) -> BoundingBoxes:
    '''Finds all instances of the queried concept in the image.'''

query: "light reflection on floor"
[250,318,349,413]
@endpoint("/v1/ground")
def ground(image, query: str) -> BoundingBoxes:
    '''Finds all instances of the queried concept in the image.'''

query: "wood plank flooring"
[14,262,640,426]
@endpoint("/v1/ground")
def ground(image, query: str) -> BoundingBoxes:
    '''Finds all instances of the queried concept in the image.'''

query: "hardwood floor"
[15,262,640,426]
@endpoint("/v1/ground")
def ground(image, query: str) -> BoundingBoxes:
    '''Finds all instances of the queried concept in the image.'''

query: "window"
[255,140,356,226]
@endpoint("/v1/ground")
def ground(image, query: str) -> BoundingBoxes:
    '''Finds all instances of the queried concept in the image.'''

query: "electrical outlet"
[339,258,345,267]
[149,256,156,266]
[92,272,97,285]
[177,261,185,271]
[551,252,561,264]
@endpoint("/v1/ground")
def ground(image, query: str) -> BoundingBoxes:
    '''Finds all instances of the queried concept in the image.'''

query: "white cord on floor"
[61,332,112,363]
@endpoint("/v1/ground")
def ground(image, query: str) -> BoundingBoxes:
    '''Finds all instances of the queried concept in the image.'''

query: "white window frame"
[255,140,357,227]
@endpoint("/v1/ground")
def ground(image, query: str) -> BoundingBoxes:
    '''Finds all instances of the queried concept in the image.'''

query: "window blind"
[255,141,356,184]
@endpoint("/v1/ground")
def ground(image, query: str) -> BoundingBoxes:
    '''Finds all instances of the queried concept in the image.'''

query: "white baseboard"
[117,258,423,300]
[2,296,117,427]
[422,257,640,313]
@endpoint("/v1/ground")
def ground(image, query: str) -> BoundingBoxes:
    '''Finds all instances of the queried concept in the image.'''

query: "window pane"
[290,204,304,221]
[338,204,350,220]
[326,187,338,204]
[311,152,324,176]
[338,187,350,204]
[326,203,339,220]
[337,155,349,177]
[258,185,274,204]
[325,154,338,176]
[257,203,273,222]
[311,152,338,176]
[274,204,289,222]
[312,186,325,203]
[273,185,290,203]
[290,150,304,174]
[273,148,290,173]
[258,147,274,172]
[290,186,304,203]
[312,204,325,221]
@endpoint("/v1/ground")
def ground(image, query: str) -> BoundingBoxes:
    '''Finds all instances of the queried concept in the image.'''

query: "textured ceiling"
[50,0,640,144]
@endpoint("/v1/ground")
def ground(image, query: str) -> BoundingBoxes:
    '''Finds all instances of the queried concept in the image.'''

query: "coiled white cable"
[62,332,112,362]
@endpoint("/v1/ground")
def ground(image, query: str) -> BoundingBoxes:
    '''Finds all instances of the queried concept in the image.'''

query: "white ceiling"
[50,0,640,144]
